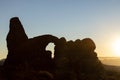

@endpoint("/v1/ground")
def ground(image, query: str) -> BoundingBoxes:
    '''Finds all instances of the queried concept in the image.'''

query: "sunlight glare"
[112,38,120,57]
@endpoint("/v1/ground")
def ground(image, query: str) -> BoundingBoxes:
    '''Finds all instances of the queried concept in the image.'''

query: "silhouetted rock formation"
[54,38,105,80]
[4,17,59,80]
[6,17,28,51]
[3,17,105,80]
[4,17,29,80]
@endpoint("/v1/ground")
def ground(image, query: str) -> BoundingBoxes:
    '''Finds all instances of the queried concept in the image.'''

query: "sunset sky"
[1,0,120,59]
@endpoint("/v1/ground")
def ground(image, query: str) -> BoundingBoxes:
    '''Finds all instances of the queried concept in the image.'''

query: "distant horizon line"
[1,56,120,60]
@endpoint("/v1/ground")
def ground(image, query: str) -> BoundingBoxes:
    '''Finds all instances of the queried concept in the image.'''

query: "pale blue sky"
[1,0,120,59]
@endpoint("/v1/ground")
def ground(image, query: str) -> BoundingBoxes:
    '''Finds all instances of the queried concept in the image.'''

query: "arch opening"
[46,42,55,58]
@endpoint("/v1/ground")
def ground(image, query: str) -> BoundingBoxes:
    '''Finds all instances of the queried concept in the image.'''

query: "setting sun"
[112,38,120,57]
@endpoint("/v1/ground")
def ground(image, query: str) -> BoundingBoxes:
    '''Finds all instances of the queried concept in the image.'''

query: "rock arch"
[4,17,59,80]
[3,17,105,80]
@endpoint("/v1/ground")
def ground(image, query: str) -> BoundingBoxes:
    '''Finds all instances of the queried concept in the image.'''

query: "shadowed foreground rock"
[3,17,105,80]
